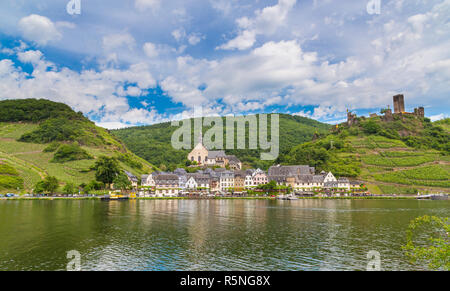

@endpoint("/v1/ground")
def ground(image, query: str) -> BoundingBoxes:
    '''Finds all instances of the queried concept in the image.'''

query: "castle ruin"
[347,94,425,126]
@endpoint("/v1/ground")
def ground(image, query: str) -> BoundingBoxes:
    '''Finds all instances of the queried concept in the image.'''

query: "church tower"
[187,132,209,165]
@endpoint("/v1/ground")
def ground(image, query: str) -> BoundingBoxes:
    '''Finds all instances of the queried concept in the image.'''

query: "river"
[0,199,448,271]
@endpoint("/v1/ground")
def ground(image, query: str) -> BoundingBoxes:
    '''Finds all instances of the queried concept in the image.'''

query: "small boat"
[287,195,299,200]
[101,193,129,200]
[416,194,449,200]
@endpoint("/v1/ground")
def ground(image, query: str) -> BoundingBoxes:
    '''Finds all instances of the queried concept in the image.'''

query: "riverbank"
[0,196,421,201]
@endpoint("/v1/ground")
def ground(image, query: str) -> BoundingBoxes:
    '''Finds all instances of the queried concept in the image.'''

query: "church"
[187,134,242,170]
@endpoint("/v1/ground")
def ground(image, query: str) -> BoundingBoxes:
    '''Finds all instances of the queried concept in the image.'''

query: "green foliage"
[362,120,382,134]
[377,185,418,195]
[81,180,104,193]
[19,118,81,144]
[94,156,120,186]
[0,100,154,192]
[434,118,450,133]
[62,183,75,194]
[374,165,450,187]
[257,180,278,190]
[362,154,437,167]
[116,153,143,170]
[34,176,59,194]
[0,99,123,148]
[113,172,132,190]
[0,99,83,123]
[0,163,19,176]
[285,145,330,170]
[402,216,449,270]
[51,143,92,163]
[43,142,61,153]
[0,176,24,190]
[0,162,23,190]
[279,135,360,177]
[112,114,331,170]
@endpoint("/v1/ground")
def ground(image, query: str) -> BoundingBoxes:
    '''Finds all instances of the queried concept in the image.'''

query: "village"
[123,94,427,199]
[123,134,366,198]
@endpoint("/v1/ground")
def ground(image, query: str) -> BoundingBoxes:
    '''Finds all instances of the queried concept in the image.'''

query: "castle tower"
[393,94,405,114]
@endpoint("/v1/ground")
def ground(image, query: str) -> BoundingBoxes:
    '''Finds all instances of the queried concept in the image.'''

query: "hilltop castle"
[347,94,425,126]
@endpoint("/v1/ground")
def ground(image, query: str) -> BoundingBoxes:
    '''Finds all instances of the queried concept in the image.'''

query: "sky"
[0,0,449,129]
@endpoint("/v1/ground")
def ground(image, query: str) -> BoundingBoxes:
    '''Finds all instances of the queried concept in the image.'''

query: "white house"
[323,172,337,183]
[141,173,156,187]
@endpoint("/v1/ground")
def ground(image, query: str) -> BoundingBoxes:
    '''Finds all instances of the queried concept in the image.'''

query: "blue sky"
[0,0,449,128]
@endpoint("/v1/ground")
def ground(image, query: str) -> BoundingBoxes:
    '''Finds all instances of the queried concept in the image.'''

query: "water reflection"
[0,199,448,270]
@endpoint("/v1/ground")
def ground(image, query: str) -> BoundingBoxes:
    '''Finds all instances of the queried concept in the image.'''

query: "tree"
[62,183,75,194]
[94,156,120,188]
[34,176,59,195]
[34,181,45,194]
[113,172,132,190]
[43,176,59,194]
[402,215,449,270]
[258,180,278,191]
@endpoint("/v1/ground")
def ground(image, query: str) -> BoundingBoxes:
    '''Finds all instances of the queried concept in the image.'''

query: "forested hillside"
[0,99,155,193]
[277,114,450,194]
[112,114,332,170]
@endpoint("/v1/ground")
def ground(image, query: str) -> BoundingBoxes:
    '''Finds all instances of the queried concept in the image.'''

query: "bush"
[19,118,81,143]
[34,176,59,194]
[62,183,75,194]
[362,120,382,134]
[82,180,104,193]
[51,143,93,163]
[43,142,61,153]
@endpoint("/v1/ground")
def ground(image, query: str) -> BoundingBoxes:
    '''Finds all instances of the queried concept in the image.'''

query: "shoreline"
[0,196,426,201]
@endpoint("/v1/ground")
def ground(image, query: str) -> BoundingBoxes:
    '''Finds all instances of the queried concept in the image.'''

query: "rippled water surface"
[0,199,448,270]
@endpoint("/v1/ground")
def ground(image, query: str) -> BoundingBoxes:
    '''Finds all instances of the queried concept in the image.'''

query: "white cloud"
[102,33,136,51]
[430,113,448,122]
[17,50,43,64]
[218,30,256,50]
[95,122,130,130]
[143,42,159,58]
[135,0,160,12]
[171,28,186,42]
[218,0,297,50]
[0,48,160,127]
[18,14,62,45]
[188,33,204,46]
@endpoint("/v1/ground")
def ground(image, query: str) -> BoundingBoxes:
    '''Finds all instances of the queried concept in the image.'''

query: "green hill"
[0,99,155,194]
[277,114,450,194]
[111,114,332,170]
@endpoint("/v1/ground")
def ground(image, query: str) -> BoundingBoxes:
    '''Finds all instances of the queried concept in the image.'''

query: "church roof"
[208,150,226,159]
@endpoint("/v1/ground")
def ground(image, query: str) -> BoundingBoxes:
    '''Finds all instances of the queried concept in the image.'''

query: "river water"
[0,199,448,271]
